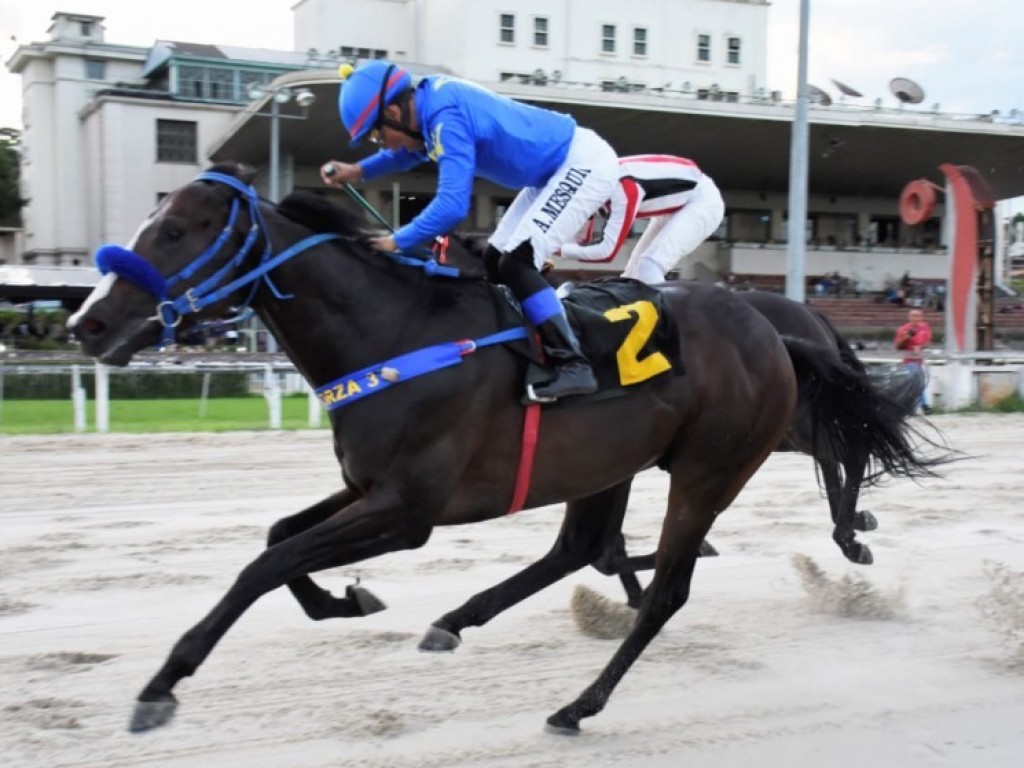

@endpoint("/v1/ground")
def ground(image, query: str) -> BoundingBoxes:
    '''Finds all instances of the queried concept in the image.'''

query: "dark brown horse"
[67,164,872,734]
[590,291,936,608]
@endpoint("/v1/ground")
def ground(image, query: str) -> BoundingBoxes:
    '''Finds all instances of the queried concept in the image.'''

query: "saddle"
[495,277,685,401]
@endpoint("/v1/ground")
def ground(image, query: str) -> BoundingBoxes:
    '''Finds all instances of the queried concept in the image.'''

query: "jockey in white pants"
[560,154,725,284]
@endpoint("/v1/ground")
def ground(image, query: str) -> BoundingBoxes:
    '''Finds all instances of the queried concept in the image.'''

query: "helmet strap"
[379,90,423,142]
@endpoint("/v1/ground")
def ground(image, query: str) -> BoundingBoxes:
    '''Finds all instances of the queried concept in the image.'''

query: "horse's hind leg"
[266,488,385,619]
[831,459,875,565]
[596,534,720,610]
[547,475,717,733]
[419,480,634,651]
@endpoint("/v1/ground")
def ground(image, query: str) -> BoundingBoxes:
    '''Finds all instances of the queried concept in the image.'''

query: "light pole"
[244,83,316,352]
[246,83,317,202]
[785,0,811,303]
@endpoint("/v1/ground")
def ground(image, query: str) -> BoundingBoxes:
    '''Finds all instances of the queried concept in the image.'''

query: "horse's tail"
[781,336,948,486]
[812,308,868,374]
[808,306,926,434]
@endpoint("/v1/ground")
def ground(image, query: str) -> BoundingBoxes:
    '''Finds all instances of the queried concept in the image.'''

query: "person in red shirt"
[558,154,724,284]
[894,308,933,414]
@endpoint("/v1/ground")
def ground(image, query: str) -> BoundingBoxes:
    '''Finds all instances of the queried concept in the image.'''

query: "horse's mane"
[204,162,373,239]
[277,191,374,240]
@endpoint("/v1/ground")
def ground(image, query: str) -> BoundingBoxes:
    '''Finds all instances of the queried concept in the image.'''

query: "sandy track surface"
[1,415,1023,767]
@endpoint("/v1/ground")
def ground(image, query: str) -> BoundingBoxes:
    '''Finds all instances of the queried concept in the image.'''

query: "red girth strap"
[507,403,542,514]
[432,235,450,264]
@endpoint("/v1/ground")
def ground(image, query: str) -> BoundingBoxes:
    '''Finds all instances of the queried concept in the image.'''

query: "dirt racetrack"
[2,414,1023,767]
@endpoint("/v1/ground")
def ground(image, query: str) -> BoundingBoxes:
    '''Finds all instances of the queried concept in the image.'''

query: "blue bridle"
[94,171,338,345]
[93,171,462,346]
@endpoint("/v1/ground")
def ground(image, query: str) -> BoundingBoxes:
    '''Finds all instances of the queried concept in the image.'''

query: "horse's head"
[69,163,260,366]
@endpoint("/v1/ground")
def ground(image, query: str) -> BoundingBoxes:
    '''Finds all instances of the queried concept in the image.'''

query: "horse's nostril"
[79,317,106,337]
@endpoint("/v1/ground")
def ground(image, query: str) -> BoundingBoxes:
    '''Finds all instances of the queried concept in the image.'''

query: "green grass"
[957,393,1024,414]
[0,397,325,434]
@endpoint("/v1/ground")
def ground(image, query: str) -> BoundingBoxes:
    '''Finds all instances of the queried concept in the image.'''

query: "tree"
[0,128,27,227]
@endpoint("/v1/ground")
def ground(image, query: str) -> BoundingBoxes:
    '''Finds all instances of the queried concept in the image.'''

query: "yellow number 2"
[602,300,672,386]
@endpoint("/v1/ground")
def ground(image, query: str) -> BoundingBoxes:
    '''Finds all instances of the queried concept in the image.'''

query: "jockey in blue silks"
[320,60,620,400]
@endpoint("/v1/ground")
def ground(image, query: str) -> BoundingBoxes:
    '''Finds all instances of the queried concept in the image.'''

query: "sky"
[0,0,1022,208]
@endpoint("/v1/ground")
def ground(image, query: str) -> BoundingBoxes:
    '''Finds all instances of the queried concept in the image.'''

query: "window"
[84,59,106,80]
[533,17,549,47]
[499,14,515,44]
[178,65,206,98]
[80,21,93,36]
[727,36,741,65]
[633,27,648,57]
[156,120,197,163]
[602,24,616,54]
[697,34,711,62]
[207,68,235,101]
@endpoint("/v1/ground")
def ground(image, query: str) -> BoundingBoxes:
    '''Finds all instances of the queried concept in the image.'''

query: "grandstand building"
[5,0,1024,302]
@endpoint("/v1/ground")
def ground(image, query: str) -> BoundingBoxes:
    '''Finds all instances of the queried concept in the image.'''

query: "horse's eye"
[163,226,184,242]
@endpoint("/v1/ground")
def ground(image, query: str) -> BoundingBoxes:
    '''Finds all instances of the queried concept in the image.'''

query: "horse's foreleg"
[419,480,634,652]
[131,493,430,733]
[267,488,385,619]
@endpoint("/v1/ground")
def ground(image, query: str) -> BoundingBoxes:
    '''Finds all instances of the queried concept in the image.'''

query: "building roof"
[209,75,1024,201]
[142,41,312,77]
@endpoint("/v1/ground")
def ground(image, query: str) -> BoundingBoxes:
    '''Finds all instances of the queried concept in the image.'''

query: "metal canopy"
[209,80,1024,202]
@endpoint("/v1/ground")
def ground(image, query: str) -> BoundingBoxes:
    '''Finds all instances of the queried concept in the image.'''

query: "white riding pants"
[488,127,619,270]
[622,174,725,284]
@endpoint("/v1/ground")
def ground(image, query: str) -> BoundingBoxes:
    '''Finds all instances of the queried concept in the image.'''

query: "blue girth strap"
[315,327,528,411]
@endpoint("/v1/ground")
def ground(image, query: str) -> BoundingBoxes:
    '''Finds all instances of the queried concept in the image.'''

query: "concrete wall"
[81,98,236,247]
[293,0,416,61]
[296,0,768,95]
[727,243,948,290]
[17,45,147,262]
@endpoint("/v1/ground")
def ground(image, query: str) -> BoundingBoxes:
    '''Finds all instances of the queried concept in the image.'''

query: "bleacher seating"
[806,296,1024,335]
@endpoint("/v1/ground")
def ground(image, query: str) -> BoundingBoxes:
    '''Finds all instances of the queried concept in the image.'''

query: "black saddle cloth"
[494,277,684,395]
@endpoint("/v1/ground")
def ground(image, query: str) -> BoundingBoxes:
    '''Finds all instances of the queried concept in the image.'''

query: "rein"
[93,171,462,344]
[92,169,544,513]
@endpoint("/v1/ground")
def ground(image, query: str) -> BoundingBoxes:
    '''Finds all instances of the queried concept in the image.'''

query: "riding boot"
[495,242,597,400]
[530,311,598,400]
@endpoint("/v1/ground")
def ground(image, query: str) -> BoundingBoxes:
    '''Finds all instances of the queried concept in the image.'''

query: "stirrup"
[525,383,557,404]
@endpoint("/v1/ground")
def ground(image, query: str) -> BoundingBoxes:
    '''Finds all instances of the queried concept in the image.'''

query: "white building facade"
[4,2,1021,294]
[7,13,305,265]
[294,0,769,99]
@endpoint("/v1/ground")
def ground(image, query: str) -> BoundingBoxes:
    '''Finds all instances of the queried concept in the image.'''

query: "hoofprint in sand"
[1,414,1022,767]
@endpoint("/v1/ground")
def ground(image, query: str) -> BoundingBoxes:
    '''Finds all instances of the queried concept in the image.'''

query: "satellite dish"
[808,84,832,106]
[890,77,925,105]
[830,78,863,98]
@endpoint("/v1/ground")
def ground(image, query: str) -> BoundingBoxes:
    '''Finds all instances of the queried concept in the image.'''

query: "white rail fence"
[2,354,1023,433]
[0,361,323,432]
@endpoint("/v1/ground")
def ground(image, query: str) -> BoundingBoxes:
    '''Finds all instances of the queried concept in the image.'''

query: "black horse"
[67,164,897,734]
[588,292,933,608]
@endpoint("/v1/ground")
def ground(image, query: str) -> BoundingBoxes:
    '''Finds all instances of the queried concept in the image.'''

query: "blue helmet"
[337,60,413,146]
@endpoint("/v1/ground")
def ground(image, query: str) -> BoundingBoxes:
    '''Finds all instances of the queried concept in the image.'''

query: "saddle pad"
[562,277,684,390]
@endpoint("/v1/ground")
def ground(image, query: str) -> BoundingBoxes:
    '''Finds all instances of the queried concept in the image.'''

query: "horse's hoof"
[545,709,581,735]
[418,625,461,652]
[129,696,178,733]
[845,543,874,566]
[698,539,720,557]
[346,584,386,616]
[854,510,879,532]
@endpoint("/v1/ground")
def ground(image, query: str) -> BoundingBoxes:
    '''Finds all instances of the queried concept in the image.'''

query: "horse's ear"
[233,163,258,185]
